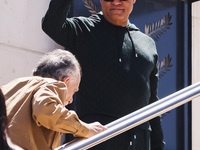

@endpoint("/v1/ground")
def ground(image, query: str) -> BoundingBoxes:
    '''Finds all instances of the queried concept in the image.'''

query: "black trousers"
[65,114,151,150]
[87,128,150,150]
[80,114,151,150]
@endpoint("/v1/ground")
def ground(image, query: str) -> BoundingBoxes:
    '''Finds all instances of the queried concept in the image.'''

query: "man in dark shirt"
[42,0,165,149]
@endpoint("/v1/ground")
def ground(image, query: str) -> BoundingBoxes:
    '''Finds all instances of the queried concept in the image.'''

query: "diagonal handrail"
[55,81,200,150]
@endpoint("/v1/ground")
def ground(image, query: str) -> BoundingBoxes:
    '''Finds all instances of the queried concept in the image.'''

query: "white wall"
[192,1,200,150]
[0,0,62,86]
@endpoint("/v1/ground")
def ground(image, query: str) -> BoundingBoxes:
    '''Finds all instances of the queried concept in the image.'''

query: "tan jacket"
[1,76,89,150]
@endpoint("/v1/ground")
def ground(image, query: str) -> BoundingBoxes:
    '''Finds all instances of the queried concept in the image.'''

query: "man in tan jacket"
[1,49,106,150]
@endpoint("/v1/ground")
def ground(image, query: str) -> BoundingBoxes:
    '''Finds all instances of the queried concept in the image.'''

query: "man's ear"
[63,77,70,85]
[133,0,136,4]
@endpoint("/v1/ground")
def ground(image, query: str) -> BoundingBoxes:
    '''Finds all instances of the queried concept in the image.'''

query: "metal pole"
[55,81,200,150]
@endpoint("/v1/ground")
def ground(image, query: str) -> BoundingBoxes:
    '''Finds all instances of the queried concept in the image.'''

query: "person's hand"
[84,122,107,138]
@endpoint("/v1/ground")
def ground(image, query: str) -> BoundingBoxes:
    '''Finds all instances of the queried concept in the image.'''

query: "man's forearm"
[42,0,74,47]
[44,0,73,19]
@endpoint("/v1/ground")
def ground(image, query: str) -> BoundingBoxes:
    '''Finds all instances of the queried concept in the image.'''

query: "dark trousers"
[88,128,150,150]
[65,112,151,150]
[129,128,150,150]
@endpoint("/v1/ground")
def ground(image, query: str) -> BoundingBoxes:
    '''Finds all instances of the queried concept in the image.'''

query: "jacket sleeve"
[32,81,89,137]
[42,0,74,48]
[42,0,92,50]
[149,48,165,150]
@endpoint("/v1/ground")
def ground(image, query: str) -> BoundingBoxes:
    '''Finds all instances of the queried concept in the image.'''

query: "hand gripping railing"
[55,81,200,150]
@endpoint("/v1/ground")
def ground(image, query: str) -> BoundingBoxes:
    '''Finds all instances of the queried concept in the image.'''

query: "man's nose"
[112,0,122,4]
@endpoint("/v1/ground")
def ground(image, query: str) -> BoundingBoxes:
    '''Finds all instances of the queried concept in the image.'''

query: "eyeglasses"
[104,0,127,2]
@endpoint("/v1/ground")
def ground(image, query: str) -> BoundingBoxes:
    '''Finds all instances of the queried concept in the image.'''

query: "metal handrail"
[55,81,200,150]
